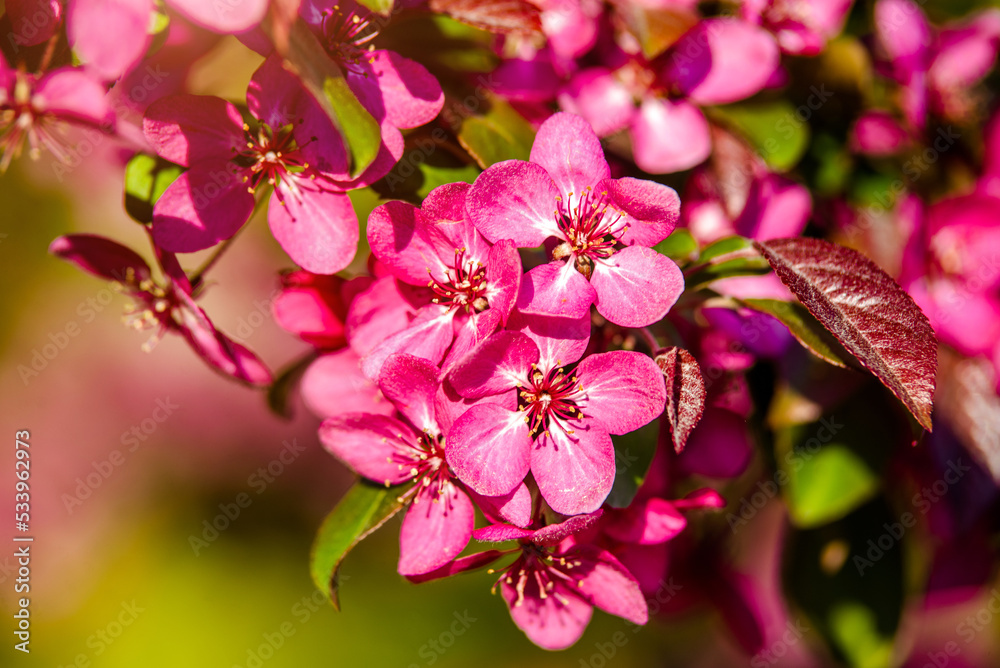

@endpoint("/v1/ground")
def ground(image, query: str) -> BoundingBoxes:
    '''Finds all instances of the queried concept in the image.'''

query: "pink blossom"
[558,18,780,173]
[362,182,522,379]
[467,112,683,327]
[318,354,530,575]
[446,312,667,515]
[742,0,854,55]
[143,55,398,274]
[0,56,113,171]
[50,234,271,385]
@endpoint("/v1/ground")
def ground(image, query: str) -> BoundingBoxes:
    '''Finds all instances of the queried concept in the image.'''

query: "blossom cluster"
[8,0,998,661]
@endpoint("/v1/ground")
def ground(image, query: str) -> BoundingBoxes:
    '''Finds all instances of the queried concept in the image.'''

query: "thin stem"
[37,31,61,73]
[635,327,661,354]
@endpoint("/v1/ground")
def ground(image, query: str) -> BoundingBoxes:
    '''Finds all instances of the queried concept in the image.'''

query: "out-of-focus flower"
[50,233,272,385]
[741,0,854,55]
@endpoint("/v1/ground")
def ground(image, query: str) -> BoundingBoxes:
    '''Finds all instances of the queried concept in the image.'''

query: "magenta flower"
[558,18,780,173]
[63,0,269,81]
[362,182,522,379]
[466,112,684,327]
[143,55,398,274]
[50,234,271,385]
[319,354,530,576]
[0,56,113,171]
[741,0,854,55]
[446,313,667,515]
[873,0,1000,129]
[300,0,444,137]
[457,513,648,650]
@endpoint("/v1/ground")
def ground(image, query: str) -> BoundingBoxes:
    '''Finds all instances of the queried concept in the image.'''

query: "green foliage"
[123,153,183,225]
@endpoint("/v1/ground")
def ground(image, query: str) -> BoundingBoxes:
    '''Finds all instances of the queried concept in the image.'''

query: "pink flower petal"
[363,50,444,129]
[398,481,474,576]
[368,201,452,285]
[466,160,562,247]
[734,173,812,240]
[508,309,592,371]
[406,550,505,584]
[143,95,245,167]
[630,97,711,174]
[485,240,522,326]
[665,19,780,106]
[850,111,912,156]
[472,523,535,543]
[49,234,152,283]
[301,349,393,419]
[875,0,932,78]
[448,331,537,398]
[531,418,615,515]
[590,246,684,328]
[575,546,649,625]
[470,483,533,527]
[931,10,1000,91]
[318,414,419,485]
[676,406,754,478]
[491,56,563,103]
[516,261,597,320]
[604,498,687,545]
[267,184,358,274]
[446,403,532,497]
[360,306,456,379]
[378,353,441,434]
[602,176,680,247]
[529,112,610,197]
[530,511,604,545]
[576,350,666,435]
[557,68,636,137]
[346,276,425,358]
[33,68,113,127]
[167,0,269,32]
[501,579,593,651]
[151,161,254,252]
[68,0,153,80]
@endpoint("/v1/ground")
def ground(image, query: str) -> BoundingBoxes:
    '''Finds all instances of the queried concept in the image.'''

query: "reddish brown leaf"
[655,347,706,453]
[755,238,937,431]
[428,0,542,35]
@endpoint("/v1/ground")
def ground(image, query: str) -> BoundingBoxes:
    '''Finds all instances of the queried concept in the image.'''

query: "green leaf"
[455,96,535,169]
[784,499,904,668]
[356,0,393,16]
[741,298,856,369]
[310,479,410,610]
[280,20,381,178]
[684,257,772,290]
[606,420,660,508]
[653,229,698,263]
[698,235,755,262]
[775,387,896,528]
[123,153,183,225]
[712,101,810,172]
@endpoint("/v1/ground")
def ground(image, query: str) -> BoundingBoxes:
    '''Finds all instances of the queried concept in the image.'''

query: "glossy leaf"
[742,298,856,369]
[357,0,393,16]
[756,238,936,431]
[123,153,183,225]
[277,19,381,178]
[606,420,659,508]
[655,347,705,453]
[684,257,772,290]
[455,95,535,168]
[428,0,541,35]
[310,479,409,610]
[653,228,698,263]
